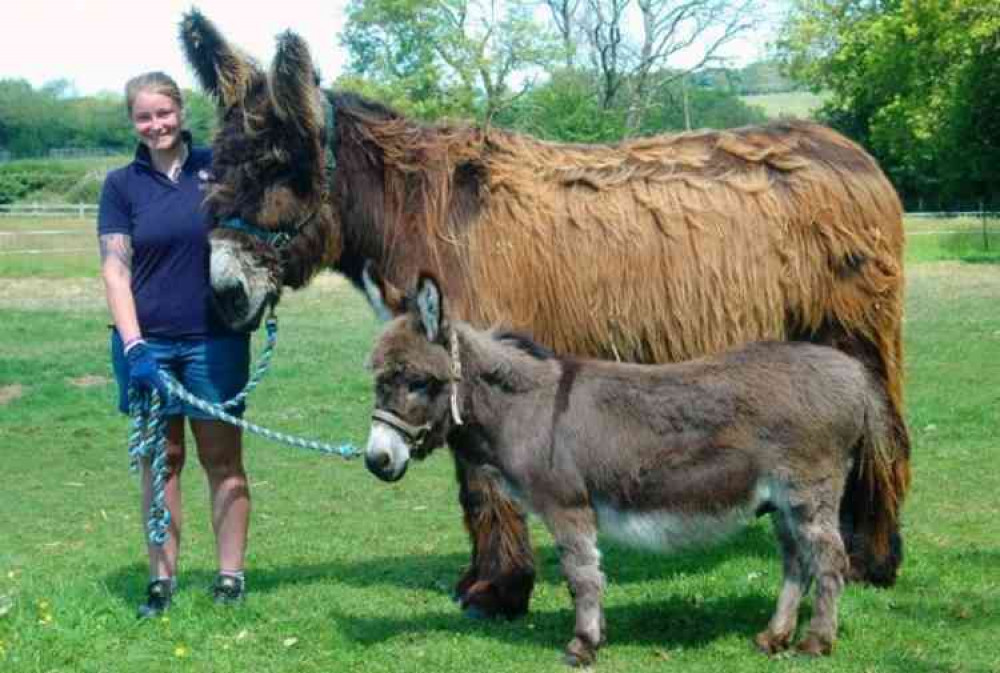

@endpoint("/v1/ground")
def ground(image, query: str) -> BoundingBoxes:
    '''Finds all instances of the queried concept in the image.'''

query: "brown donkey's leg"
[756,512,809,655]
[822,327,908,585]
[454,458,536,619]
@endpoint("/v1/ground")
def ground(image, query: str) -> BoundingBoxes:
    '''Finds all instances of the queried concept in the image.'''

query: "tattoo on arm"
[99,233,133,270]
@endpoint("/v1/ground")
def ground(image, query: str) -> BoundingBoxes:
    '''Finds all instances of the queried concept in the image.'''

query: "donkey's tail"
[840,383,908,587]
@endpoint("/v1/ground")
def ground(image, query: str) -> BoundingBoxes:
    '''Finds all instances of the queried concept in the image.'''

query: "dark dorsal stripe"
[493,329,555,360]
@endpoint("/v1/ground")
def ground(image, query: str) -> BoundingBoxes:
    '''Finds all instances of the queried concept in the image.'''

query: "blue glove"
[126,342,169,400]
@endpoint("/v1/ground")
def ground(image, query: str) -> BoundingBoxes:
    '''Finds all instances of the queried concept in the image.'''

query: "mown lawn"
[0,219,997,672]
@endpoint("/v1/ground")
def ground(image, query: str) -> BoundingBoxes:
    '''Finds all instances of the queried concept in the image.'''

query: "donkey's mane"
[491,329,556,361]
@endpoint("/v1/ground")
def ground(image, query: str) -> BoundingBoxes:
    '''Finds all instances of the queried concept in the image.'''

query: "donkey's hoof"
[453,567,478,603]
[458,576,532,620]
[458,580,502,617]
[462,604,490,620]
[755,629,792,655]
[564,637,597,667]
[796,633,834,657]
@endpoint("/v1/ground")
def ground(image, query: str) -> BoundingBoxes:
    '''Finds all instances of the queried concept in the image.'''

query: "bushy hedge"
[0,156,126,205]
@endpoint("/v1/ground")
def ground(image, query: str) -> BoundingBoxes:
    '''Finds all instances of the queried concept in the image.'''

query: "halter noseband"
[371,409,432,448]
[218,211,317,251]
[217,94,337,251]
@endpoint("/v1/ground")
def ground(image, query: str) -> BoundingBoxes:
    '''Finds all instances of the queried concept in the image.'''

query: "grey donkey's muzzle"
[364,410,432,482]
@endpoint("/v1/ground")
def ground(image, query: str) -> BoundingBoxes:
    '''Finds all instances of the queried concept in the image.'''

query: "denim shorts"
[111,330,251,419]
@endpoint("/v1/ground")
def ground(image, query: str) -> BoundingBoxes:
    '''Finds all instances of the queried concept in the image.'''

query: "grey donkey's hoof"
[564,636,597,667]
[755,629,792,655]
[796,633,834,657]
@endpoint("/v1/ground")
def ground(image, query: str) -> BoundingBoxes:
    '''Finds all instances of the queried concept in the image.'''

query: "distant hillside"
[740,91,830,120]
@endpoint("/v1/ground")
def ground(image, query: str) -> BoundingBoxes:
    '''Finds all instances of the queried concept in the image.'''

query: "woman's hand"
[126,342,169,400]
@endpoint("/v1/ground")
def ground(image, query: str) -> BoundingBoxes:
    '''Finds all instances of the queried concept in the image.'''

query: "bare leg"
[454,458,535,619]
[756,511,807,654]
[543,507,604,667]
[190,420,250,575]
[141,416,186,579]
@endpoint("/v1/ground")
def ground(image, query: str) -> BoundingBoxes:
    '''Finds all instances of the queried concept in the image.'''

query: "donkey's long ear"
[180,8,257,108]
[415,275,445,343]
[269,31,323,138]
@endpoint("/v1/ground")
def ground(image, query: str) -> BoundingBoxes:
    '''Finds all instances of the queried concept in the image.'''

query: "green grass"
[904,216,1000,264]
[0,218,97,278]
[0,221,998,672]
[741,92,830,120]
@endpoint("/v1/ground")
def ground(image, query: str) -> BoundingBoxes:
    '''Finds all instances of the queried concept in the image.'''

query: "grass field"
[741,92,830,120]
[0,217,998,672]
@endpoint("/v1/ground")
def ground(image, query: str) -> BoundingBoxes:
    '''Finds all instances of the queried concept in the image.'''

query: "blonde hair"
[125,71,184,118]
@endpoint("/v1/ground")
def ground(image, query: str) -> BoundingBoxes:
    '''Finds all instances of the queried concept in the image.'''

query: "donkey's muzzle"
[364,420,413,483]
[365,450,408,483]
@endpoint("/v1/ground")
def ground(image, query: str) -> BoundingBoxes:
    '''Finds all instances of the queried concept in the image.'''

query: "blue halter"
[218,216,298,250]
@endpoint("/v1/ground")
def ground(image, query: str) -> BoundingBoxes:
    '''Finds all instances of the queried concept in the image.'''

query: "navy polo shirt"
[98,133,226,338]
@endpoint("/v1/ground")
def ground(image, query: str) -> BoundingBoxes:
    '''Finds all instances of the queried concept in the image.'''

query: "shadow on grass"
[101,522,776,618]
[328,592,773,654]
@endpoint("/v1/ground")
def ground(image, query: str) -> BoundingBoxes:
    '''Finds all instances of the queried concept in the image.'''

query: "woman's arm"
[100,233,142,348]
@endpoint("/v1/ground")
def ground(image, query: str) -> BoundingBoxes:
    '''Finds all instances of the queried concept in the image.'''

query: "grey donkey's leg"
[795,495,848,656]
[545,507,605,667]
[756,510,809,655]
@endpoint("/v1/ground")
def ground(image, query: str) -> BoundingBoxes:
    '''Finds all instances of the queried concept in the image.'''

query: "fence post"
[982,201,989,252]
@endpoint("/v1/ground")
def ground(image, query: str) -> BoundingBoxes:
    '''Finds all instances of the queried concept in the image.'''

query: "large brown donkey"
[181,9,909,620]
[365,276,902,666]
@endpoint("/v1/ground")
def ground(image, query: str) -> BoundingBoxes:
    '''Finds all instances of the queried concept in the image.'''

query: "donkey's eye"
[407,379,430,395]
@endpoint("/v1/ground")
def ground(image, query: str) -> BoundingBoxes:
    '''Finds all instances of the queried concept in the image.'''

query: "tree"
[543,0,584,68]
[341,0,561,123]
[495,68,627,141]
[582,0,762,133]
[640,76,767,133]
[778,0,1000,207]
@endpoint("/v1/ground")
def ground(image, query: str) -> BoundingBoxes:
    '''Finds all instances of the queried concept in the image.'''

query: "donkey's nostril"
[216,284,248,317]
[365,451,391,476]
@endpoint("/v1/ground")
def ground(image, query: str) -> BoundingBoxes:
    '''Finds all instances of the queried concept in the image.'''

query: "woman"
[98,72,251,618]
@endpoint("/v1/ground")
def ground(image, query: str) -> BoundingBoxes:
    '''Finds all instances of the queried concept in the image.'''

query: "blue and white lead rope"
[127,319,359,546]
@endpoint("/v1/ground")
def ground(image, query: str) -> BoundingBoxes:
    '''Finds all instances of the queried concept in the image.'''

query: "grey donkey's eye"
[407,379,430,395]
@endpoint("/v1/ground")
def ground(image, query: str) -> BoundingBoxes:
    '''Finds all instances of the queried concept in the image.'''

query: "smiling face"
[131,91,183,153]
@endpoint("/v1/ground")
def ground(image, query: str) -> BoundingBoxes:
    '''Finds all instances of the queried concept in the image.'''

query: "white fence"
[0,203,99,218]
[1,203,996,224]
[907,211,999,219]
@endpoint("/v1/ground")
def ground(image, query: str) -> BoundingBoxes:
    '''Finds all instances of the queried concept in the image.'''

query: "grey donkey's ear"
[179,8,259,108]
[415,275,444,343]
[269,30,323,139]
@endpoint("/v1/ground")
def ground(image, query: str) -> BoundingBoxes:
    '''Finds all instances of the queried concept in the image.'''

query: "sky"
[0,0,781,98]
[0,1,351,96]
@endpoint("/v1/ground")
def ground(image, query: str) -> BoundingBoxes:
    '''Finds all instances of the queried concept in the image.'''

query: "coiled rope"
[127,316,359,545]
